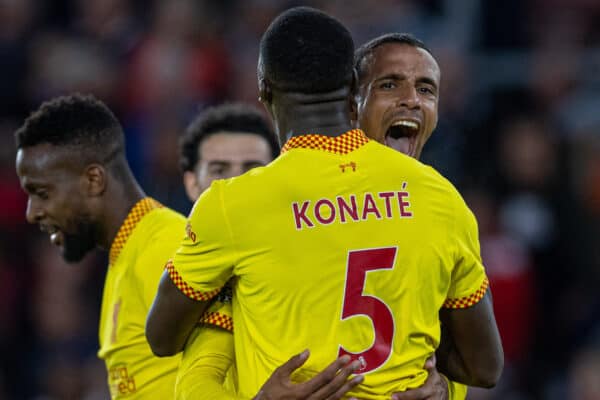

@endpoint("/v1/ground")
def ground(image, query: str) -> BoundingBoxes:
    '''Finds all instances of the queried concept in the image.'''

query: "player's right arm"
[146,183,237,356]
[435,196,503,387]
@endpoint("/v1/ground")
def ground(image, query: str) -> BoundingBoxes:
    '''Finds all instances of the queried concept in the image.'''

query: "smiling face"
[184,132,274,200]
[16,144,98,262]
[355,42,440,159]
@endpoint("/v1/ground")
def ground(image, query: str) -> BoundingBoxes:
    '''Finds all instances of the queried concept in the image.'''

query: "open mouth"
[40,224,64,246]
[384,120,419,156]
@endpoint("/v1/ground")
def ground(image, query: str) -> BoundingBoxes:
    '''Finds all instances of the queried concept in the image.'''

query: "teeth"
[392,120,419,130]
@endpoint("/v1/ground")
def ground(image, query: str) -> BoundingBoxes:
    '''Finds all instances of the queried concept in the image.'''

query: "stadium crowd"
[0,0,599,399]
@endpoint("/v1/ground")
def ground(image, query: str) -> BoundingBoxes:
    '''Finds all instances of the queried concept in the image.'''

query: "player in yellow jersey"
[147,6,503,399]
[353,33,468,400]
[177,103,363,399]
[15,94,185,399]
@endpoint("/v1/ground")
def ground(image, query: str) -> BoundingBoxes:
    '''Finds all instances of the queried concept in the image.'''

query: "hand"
[391,355,449,400]
[254,350,364,400]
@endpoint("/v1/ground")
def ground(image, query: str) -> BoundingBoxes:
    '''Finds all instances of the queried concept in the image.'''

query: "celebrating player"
[15,94,185,399]
[147,6,503,399]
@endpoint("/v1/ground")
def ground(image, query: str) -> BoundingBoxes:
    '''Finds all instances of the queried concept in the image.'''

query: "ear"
[84,164,107,196]
[349,68,359,123]
[183,171,201,203]
[258,78,272,105]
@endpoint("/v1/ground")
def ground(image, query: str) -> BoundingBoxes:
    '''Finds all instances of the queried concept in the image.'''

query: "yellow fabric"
[172,132,487,399]
[448,380,468,400]
[176,325,244,400]
[98,198,186,399]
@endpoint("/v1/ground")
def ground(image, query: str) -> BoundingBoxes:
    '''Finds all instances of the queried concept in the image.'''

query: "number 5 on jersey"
[338,247,397,373]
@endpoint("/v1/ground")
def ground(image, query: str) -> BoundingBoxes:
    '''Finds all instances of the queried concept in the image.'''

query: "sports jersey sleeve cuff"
[199,311,234,332]
[443,277,489,309]
[165,260,221,302]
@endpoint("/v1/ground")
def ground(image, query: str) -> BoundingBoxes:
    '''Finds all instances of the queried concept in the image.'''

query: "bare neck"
[273,87,354,143]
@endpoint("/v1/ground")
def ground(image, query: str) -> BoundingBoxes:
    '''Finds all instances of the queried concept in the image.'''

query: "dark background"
[0,0,599,398]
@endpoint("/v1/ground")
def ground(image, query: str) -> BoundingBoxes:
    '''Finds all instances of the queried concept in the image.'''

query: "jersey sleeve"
[443,195,489,309]
[198,283,234,332]
[170,182,237,302]
[175,326,246,400]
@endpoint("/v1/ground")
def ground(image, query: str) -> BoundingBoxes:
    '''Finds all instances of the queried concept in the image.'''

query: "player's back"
[197,131,487,398]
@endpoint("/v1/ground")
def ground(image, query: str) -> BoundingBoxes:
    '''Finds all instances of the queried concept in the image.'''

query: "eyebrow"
[374,73,439,89]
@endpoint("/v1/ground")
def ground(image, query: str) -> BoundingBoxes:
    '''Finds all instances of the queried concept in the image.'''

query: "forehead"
[16,143,80,184]
[198,132,272,161]
[364,43,440,82]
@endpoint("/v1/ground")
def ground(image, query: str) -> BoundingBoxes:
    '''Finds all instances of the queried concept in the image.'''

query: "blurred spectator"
[1,1,599,398]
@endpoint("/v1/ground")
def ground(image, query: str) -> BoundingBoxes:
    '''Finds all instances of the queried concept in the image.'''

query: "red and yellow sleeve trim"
[199,311,234,332]
[281,129,368,155]
[165,260,221,302]
[443,277,489,309]
[109,197,163,265]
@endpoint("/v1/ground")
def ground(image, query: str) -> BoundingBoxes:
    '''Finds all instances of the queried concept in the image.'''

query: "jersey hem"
[166,260,221,301]
[442,277,489,309]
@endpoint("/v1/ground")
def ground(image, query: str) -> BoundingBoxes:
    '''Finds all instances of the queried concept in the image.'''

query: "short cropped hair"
[15,93,125,165]
[354,33,432,81]
[179,103,279,172]
[259,7,354,94]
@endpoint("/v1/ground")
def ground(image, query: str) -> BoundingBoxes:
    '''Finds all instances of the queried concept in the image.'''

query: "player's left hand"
[390,355,449,400]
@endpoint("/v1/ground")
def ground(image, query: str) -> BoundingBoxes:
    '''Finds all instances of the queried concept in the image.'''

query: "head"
[15,93,127,262]
[179,103,279,201]
[354,33,440,159]
[257,7,355,142]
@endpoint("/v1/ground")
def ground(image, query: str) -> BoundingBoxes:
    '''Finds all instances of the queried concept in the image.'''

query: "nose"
[397,86,420,109]
[25,198,44,224]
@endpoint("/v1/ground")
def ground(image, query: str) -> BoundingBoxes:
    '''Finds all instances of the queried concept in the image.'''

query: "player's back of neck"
[277,88,353,139]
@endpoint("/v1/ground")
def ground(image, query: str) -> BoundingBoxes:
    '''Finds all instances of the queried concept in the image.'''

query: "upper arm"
[439,290,503,386]
[146,267,211,356]
[146,184,238,356]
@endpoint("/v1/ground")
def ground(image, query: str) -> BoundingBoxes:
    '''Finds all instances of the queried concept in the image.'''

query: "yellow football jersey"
[170,130,488,399]
[98,198,186,399]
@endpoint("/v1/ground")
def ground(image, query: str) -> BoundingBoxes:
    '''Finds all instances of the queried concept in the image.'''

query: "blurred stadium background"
[0,0,599,399]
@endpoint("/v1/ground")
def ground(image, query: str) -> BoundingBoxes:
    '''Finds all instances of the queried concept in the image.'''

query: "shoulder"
[136,206,186,247]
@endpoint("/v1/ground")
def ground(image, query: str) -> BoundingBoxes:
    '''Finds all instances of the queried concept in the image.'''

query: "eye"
[35,189,49,200]
[417,86,436,96]
[378,81,396,90]
[208,165,228,177]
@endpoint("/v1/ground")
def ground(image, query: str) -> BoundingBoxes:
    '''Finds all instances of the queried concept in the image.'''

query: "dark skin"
[15,144,144,259]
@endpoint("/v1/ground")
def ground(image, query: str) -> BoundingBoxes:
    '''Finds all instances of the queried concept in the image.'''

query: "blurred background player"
[146,6,502,399]
[14,94,185,399]
[179,102,279,204]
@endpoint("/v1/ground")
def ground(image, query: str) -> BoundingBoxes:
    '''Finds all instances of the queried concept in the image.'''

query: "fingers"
[423,354,436,370]
[391,369,436,400]
[297,354,352,396]
[321,373,364,400]
[276,349,311,377]
[307,359,363,400]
